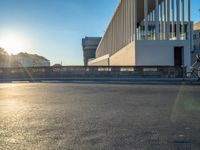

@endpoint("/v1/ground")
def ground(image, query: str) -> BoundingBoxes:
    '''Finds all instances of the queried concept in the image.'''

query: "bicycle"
[184,54,200,81]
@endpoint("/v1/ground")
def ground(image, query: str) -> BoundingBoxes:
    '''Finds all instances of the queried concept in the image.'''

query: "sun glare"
[0,32,30,54]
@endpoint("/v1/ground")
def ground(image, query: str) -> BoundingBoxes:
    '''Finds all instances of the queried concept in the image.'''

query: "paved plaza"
[0,83,200,150]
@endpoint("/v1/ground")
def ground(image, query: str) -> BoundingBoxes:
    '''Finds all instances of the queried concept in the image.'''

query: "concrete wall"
[0,66,185,81]
[89,42,136,66]
[88,40,191,71]
[88,54,109,66]
[110,42,135,66]
[135,40,191,70]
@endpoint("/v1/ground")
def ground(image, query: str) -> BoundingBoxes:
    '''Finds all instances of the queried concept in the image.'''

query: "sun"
[0,32,29,54]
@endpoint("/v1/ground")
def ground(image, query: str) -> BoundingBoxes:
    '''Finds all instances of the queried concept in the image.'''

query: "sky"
[0,0,199,65]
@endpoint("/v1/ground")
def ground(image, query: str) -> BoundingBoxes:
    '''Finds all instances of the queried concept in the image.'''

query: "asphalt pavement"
[0,83,200,150]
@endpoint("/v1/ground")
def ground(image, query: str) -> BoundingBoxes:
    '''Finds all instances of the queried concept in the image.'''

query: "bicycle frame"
[184,54,200,81]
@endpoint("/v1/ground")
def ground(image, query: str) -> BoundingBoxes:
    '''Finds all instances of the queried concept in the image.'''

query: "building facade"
[82,37,101,66]
[88,0,192,71]
[191,22,200,67]
[10,53,50,67]
[193,22,200,52]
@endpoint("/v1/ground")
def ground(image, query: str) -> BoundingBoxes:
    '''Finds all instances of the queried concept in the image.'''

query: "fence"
[0,66,185,81]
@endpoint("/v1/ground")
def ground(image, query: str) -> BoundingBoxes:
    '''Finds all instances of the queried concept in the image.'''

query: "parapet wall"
[0,66,185,82]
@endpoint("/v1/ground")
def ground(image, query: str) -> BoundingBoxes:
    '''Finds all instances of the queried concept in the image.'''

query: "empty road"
[0,83,200,150]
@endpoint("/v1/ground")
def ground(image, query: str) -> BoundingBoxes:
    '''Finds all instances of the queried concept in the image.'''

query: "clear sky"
[0,0,199,65]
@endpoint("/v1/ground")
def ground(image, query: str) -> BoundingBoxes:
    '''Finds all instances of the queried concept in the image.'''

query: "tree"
[0,47,9,65]
[0,47,8,56]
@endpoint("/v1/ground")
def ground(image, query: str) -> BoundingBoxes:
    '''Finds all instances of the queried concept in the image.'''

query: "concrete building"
[88,0,192,71]
[193,22,200,52]
[192,22,200,64]
[193,21,200,31]
[82,37,101,66]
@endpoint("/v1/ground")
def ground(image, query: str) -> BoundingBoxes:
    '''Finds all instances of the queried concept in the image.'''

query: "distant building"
[53,64,62,67]
[82,37,101,66]
[11,53,50,67]
[0,48,50,68]
[193,21,200,31]
[192,22,200,64]
[193,21,200,52]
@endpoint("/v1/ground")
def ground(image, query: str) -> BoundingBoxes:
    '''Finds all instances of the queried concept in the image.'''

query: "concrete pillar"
[187,0,191,71]
[172,0,175,38]
[187,0,190,40]
[176,0,180,40]
[130,0,133,41]
[134,0,137,41]
[123,0,125,45]
[166,0,170,40]
[164,0,166,40]
[160,2,163,40]
[151,11,154,40]
[155,0,159,40]
[144,0,148,40]
[120,4,123,46]
[181,0,185,39]
[148,14,150,39]
[125,0,127,45]
[153,10,156,40]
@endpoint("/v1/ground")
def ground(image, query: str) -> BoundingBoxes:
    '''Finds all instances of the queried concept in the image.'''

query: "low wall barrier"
[0,66,185,81]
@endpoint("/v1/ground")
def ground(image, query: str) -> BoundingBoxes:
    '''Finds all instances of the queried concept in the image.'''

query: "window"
[194,45,197,51]
[193,34,197,39]
[199,32,200,39]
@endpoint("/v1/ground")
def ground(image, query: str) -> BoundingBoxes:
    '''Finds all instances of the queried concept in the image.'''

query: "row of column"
[143,0,190,40]
[96,0,136,57]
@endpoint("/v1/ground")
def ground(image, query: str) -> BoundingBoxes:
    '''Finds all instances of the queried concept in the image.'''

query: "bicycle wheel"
[184,72,198,81]
[183,72,192,81]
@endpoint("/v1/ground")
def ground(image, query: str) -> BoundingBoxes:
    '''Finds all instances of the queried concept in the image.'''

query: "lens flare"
[0,31,31,54]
